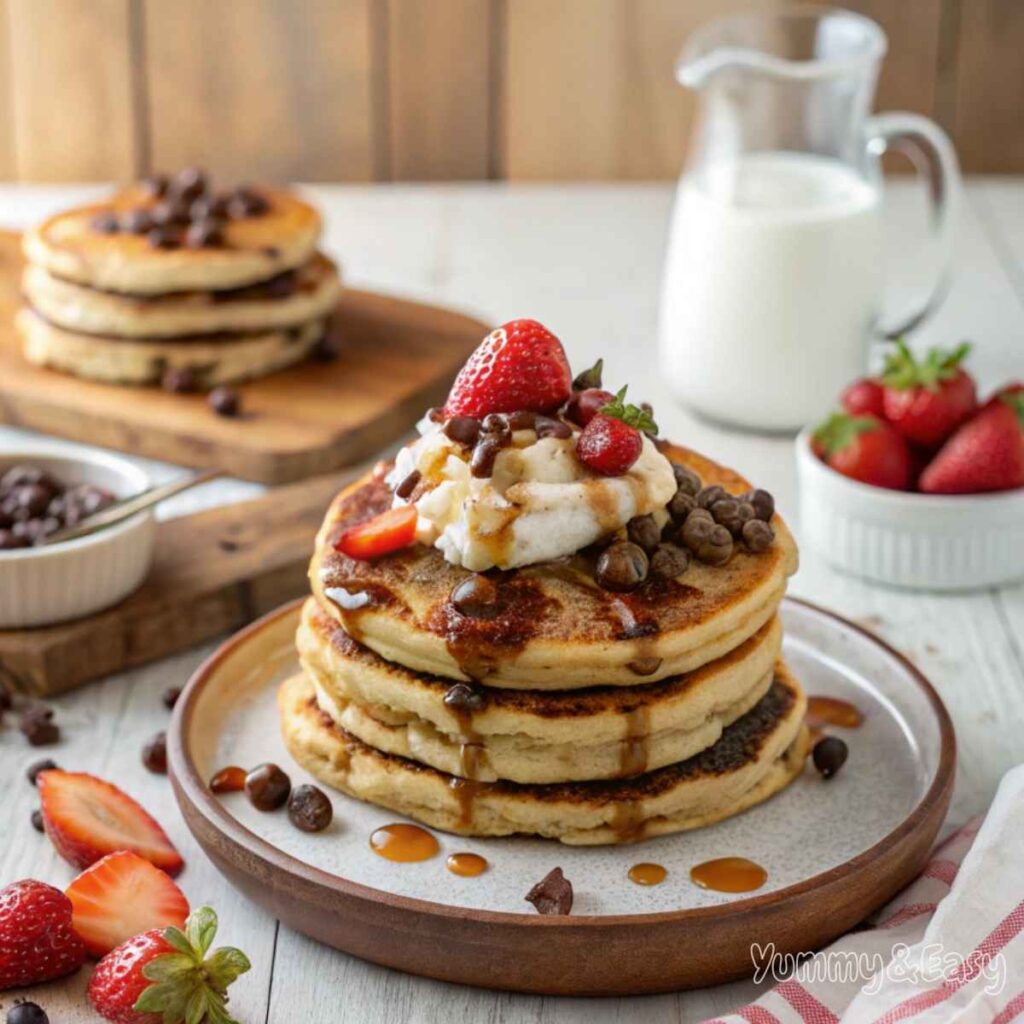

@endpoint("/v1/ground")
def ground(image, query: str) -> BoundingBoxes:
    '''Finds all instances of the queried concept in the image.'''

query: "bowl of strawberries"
[797,341,1024,590]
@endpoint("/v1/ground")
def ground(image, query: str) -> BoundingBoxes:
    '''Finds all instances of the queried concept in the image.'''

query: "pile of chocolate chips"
[90,166,269,251]
[0,465,114,549]
[594,465,776,592]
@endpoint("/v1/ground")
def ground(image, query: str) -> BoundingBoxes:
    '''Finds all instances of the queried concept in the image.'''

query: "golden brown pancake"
[279,663,809,845]
[299,596,782,783]
[23,186,320,294]
[310,444,798,689]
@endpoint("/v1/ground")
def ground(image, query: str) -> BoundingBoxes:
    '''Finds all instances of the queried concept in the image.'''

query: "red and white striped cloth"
[705,766,1024,1024]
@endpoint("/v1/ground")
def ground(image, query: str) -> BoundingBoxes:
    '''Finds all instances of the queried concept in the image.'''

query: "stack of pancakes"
[281,442,809,846]
[17,169,341,387]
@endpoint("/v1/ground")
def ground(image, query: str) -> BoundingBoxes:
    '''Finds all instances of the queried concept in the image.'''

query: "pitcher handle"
[865,111,962,339]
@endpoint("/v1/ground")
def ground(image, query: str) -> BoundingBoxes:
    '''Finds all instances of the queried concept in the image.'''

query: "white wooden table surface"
[1,179,1022,1023]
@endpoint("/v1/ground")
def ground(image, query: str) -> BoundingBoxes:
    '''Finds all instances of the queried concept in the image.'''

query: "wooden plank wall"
[0,0,1019,182]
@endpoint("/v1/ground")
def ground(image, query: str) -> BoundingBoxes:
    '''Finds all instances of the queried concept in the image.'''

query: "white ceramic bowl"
[0,446,155,627]
[796,428,1024,591]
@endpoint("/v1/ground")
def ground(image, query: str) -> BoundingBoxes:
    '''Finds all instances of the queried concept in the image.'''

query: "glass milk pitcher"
[658,6,960,432]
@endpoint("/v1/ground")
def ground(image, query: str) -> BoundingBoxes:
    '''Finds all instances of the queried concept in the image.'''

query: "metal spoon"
[43,468,224,545]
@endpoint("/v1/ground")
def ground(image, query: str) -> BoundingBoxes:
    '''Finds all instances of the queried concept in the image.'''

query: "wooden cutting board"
[0,230,486,483]
[0,471,353,697]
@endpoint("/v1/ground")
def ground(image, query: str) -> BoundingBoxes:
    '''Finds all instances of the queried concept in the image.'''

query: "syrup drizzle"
[369,823,439,862]
[446,852,488,877]
[806,696,863,730]
[620,705,651,777]
[690,856,767,893]
[628,862,667,886]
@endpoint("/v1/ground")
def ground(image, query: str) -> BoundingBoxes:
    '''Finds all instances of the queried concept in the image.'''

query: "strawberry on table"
[444,318,572,418]
[812,412,913,490]
[576,388,657,477]
[37,770,184,876]
[0,879,86,989]
[840,377,886,419]
[919,392,1024,494]
[335,504,418,560]
[66,851,190,957]
[88,906,249,1024]
[881,340,977,448]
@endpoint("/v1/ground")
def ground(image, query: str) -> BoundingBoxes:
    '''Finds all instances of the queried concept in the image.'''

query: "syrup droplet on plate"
[446,852,488,877]
[690,857,767,893]
[628,862,667,886]
[369,823,440,863]
[210,765,246,794]
[806,696,863,730]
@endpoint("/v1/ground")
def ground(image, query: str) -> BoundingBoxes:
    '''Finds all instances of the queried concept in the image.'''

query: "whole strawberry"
[881,340,977,448]
[920,393,1024,494]
[840,377,885,419]
[444,319,572,418]
[0,879,86,989]
[812,412,913,490]
[576,387,657,476]
[89,906,249,1024]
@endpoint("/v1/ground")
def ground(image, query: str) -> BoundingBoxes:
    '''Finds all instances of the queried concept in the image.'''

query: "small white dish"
[796,428,1024,591]
[0,446,155,627]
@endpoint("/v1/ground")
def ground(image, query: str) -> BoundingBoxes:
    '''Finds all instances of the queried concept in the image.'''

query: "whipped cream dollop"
[386,417,677,571]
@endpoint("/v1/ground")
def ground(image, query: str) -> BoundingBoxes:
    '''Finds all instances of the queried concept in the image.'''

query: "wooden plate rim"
[169,594,956,930]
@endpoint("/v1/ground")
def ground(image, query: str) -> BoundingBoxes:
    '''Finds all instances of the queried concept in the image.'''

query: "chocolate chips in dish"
[0,464,115,549]
[525,866,574,915]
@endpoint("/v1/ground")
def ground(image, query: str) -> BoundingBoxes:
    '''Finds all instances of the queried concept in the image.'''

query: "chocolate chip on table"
[626,514,661,554]
[142,732,168,774]
[525,866,573,916]
[394,469,422,500]
[245,763,291,811]
[696,485,728,510]
[680,508,715,553]
[672,464,702,496]
[742,488,775,523]
[668,489,697,523]
[7,1000,49,1024]
[695,524,734,566]
[161,366,198,393]
[19,706,59,746]
[162,686,182,710]
[444,683,486,713]
[90,212,119,234]
[443,415,481,447]
[650,542,689,580]
[742,518,775,553]
[451,574,500,618]
[120,208,154,235]
[287,784,333,833]
[26,758,58,786]
[208,385,241,417]
[595,541,649,592]
[30,809,44,834]
[812,736,849,779]
[185,218,223,249]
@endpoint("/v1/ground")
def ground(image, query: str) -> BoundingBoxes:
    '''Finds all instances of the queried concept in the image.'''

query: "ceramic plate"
[169,596,954,995]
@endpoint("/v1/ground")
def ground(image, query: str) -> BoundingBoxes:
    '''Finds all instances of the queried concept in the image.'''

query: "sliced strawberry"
[444,319,572,418]
[37,770,184,876]
[813,412,913,490]
[66,851,189,957]
[0,879,86,989]
[840,377,886,419]
[335,505,418,560]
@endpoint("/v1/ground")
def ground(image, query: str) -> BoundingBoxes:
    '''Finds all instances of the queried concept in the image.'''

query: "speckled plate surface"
[169,596,955,995]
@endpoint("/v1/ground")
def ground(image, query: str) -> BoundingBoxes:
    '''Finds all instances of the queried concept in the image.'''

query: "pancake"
[310,444,798,689]
[22,254,341,338]
[299,596,782,783]
[17,307,326,386]
[22,186,320,294]
[278,664,809,845]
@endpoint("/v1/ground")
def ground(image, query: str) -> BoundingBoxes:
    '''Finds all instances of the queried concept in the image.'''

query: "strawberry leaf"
[882,339,972,392]
[185,906,218,957]
[572,358,604,391]
[812,412,879,456]
[141,953,195,983]
[1001,391,1024,428]
[162,927,196,959]
[599,387,658,435]
[205,947,252,988]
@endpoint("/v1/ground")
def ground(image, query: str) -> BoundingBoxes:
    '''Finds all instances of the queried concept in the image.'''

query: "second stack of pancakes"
[18,168,341,388]
[284,441,809,846]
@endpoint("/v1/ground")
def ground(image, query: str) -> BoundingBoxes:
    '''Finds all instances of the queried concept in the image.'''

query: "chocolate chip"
[1,465,55,491]
[26,758,58,786]
[650,542,689,579]
[19,706,59,746]
[141,732,168,773]
[668,489,697,523]
[227,186,268,218]
[451,574,500,618]
[470,438,503,478]
[208,385,241,417]
[171,166,208,203]
[395,469,421,500]
[812,736,848,779]
[287,784,333,832]
[141,173,169,198]
[245,763,291,811]
[147,226,180,249]
[185,218,223,249]
[119,208,154,234]
[626,514,661,554]
[595,541,649,592]
[534,415,572,439]
[695,524,733,566]
[91,212,119,234]
[672,464,702,496]
[0,528,29,550]
[710,498,754,536]
[696,485,728,510]
[525,867,573,915]
[14,483,54,517]
[507,410,537,430]
[7,1001,49,1024]
[443,416,481,447]
[151,199,190,227]
[30,809,44,834]
[680,508,715,553]
[742,518,775,553]
[161,366,197,393]
[444,683,486,712]
[481,413,511,439]
[162,686,182,710]
[742,488,775,522]
[0,687,11,714]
